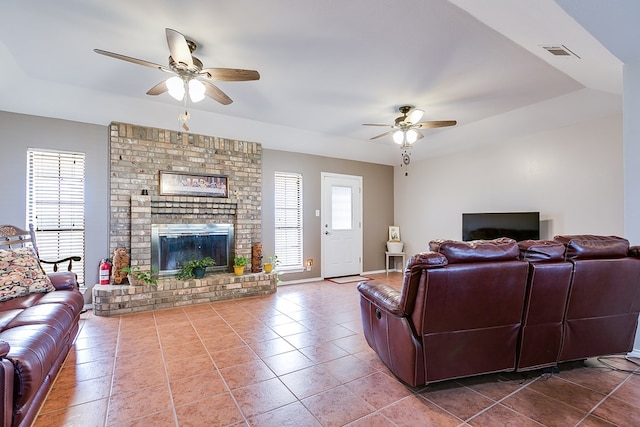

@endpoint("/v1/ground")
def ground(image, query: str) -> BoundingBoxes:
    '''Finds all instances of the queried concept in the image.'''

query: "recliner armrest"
[47,271,78,291]
[0,341,9,358]
[357,281,405,316]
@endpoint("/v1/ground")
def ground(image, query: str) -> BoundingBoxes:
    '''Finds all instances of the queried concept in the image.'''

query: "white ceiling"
[0,0,631,165]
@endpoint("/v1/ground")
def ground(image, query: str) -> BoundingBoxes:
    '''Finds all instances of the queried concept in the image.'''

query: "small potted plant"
[120,266,158,286]
[233,255,250,276]
[176,257,216,280]
[263,255,278,274]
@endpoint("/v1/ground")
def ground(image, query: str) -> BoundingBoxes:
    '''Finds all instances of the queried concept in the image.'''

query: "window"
[274,172,303,270]
[331,185,353,230]
[27,149,85,285]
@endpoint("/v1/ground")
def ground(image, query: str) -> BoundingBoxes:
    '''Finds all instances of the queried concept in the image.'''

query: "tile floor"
[34,272,640,427]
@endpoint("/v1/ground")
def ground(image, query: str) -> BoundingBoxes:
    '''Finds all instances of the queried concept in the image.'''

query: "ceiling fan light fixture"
[406,129,418,144]
[166,76,185,101]
[188,79,206,103]
[393,130,404,144]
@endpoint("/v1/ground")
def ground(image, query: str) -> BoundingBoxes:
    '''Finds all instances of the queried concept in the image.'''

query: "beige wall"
[262,149,394,281]
[395,114,625,257]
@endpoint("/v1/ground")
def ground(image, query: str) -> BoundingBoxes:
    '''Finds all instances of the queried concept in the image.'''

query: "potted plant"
[120,266,158,286]
[233,255,250,276]
[263,255,278,274]
[176,257,216,279]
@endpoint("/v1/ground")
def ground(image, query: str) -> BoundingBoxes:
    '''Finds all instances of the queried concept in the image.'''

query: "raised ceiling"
[0,0,630,165]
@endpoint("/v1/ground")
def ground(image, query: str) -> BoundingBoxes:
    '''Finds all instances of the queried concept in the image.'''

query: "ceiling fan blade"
[362,123,392,127]
[416,120,457,129]
[93,49,170,72]
[146,80,168,96]
[166,28,194,68]
[200,68,260,81]
[370,130,394,140]
[202,81,233,105]
[405,108,424,124]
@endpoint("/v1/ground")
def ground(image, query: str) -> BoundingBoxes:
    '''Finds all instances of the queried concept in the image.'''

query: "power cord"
[535,356,640,381]
[594,355,640,374]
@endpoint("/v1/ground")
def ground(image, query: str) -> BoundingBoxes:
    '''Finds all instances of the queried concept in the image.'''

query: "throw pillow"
[0,247,55,301]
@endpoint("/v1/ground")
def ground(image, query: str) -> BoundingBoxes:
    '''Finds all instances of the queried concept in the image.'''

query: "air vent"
[541,45,580,58]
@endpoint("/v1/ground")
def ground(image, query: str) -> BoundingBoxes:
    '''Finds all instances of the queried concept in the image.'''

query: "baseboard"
[628,348,640,359]
[279,276,323,286]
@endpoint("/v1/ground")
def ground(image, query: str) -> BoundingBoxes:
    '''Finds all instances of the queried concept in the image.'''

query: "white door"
[321,173,363,278]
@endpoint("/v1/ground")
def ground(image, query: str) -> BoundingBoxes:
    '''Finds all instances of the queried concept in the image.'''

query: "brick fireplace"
[93,122,274,316]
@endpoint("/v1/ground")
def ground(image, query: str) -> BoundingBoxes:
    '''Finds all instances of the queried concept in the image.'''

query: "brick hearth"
[92,272,276,316]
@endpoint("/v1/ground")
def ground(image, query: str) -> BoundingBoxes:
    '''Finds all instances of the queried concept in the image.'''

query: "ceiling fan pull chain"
[178,96,191,132]
[401,149,411,176]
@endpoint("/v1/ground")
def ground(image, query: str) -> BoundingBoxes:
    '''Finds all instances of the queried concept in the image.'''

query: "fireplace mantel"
[150,196,238,216]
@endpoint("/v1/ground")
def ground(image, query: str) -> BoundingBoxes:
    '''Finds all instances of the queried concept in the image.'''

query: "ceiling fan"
[94,28,260,106]
[363,105,456,148]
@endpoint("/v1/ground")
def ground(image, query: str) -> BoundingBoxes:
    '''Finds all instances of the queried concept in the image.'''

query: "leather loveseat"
[357,235,640,387]
[0,251,84,427]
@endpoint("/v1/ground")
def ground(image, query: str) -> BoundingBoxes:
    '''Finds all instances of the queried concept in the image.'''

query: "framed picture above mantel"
[159,171,228,198]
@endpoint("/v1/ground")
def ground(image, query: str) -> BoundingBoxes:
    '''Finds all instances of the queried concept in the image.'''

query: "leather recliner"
[554,235,640,362]
[358,235,640,387]
[516,240,573,371]
[358,238,529,386]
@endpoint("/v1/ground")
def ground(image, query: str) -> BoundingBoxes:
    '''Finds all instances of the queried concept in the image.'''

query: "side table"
[385,251,406,275]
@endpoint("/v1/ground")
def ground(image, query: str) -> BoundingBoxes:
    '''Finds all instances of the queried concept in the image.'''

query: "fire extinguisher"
[99,259,112,285]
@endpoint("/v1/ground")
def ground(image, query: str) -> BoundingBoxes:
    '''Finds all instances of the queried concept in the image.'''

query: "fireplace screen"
[152,224,234,276]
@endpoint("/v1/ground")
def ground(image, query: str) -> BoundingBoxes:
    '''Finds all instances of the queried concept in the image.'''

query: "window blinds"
[27,149,86,285]
[274,171,303,269]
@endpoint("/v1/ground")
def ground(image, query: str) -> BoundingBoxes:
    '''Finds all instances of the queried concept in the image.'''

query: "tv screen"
[462,212,540,242]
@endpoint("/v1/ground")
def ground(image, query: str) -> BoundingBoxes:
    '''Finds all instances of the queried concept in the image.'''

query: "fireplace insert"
[151,223,234,276]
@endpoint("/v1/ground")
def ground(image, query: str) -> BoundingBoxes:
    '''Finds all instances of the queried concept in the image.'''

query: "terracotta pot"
[263,263,273,273]
[233,265,245,276]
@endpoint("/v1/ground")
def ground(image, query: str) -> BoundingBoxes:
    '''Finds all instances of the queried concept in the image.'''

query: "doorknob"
[325,231,330,235]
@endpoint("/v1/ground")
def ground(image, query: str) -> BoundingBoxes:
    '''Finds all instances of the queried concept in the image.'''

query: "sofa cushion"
[1,299,79,408]
[518,240,565,262]
[554,235,629,260]
[34,290,84,318]
[1,326,60,407]
[0,248,55,302]
[429,238,519,263]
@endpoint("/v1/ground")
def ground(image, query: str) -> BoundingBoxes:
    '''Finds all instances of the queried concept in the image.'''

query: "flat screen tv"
[462,212,540,242]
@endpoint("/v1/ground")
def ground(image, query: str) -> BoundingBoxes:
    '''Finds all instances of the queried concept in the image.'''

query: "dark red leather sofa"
[358,235,640,387]
[0,273,84,427]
